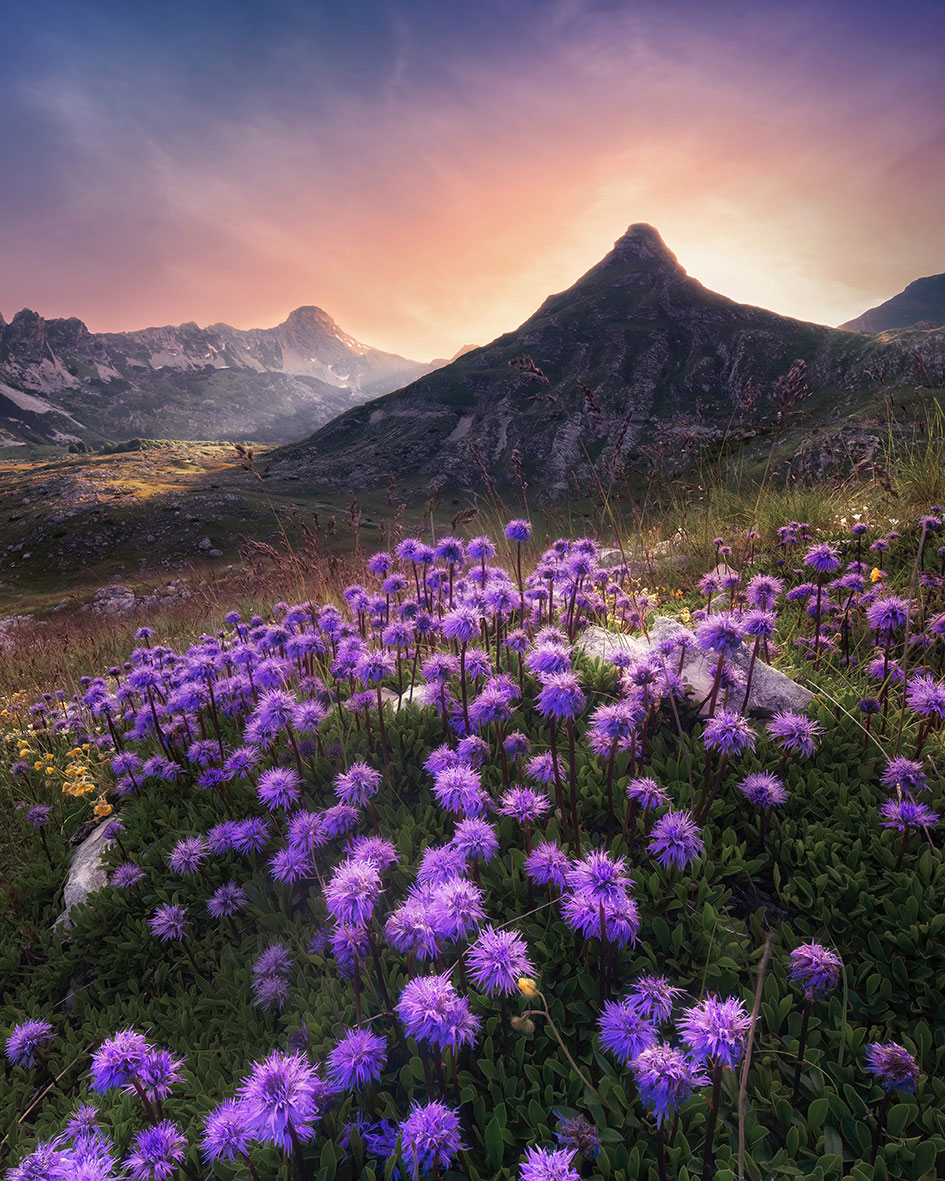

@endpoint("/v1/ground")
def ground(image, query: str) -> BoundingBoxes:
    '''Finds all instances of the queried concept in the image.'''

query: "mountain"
[0,305,435,447]
[271,224,922,499]
[841,272,945,332]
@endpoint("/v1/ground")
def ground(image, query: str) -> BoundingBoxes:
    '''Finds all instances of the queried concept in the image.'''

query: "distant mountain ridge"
[841,272,945,333]
[271,224,934,500]
[0,305,436,447]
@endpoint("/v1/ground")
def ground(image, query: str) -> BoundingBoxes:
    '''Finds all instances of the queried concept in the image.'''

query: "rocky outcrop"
[577,615,813,717]
[85,580,191,616]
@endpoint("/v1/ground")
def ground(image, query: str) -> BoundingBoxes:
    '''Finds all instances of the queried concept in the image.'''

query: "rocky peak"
[609,223,684,272]
[1,309,50,362]
[283,306,337,332]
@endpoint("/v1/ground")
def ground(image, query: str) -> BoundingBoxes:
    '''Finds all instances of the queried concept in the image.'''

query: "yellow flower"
[94,801,113,817]
[517,977,539,998]
[870,567,885,583]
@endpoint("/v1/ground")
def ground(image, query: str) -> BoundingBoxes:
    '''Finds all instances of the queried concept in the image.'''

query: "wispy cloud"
[1,0,943,355]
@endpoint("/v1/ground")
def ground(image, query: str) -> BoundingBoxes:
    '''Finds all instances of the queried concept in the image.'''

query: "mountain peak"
[610,223,683,271]
[283,305,337,329]
[841,271,945,333]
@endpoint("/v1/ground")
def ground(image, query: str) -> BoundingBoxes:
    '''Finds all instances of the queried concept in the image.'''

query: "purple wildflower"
[148,903,190,942]
[324,860,382,926]
[880,757,928,795]
[90,1028,149,1092]
[416,843,468,886]
[327,1028,388,1091]
[702,709,757,757]
[207,883,248,918]
[451,818,500,863]
[866,596,910,637]
[124,1120,187,1181]
[201,1099,253,1162]
[5,1018,54,1066]
[432,765,488,817]
[232,817,270,854]
[678,994,751,1067]
[257,767,302,811]
[253,942,294,978]
[238,1051,322,1151]
[400,1101,464,1176]
[466,925,535,996]
[537,673,586,721]
[631,1043,710,1126]
[788,943,842,1000]
[524,841,571,890]
[25,804,52,828]
[804,543,841,575]
[167,836,208,876]
[738,772,788,808]
[498,785,551,824]
[627,974,683,1022]
[396,973,480,1050]
[625,776,669,810]
[597,1000,658,1063]
[905,674,945,721]
[110,862,145,889]
[766,712,823,758]
[505,519,532,543]
[696,616,743,657]
[135,1048,185,1102]
[565,850,633,902]
[519,1146,581,1181]
[430,877,486,941]
[561,889,639,946]
[647,810,704,870]
[864,1042,920,1093]
[879,798,939,830]
[334,762,382,807]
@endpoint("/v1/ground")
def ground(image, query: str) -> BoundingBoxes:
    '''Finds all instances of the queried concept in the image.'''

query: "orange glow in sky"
[2,2,944,360]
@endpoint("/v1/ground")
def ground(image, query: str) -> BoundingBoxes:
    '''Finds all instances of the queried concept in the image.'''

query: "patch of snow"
[0,381,57,414]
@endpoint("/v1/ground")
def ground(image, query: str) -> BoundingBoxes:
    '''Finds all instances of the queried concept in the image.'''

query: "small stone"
[54,824,115,930]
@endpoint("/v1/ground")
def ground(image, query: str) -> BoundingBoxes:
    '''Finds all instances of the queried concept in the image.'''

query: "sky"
[2,0,944,360]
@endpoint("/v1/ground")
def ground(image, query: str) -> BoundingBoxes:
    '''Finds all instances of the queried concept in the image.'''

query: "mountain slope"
[0,306,435,447]
[271,224,916,499]
[841,272,945,333]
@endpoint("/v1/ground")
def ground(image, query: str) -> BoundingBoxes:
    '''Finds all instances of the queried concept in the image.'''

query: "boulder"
[597,533,690,578]
[577,615,813,717]
[90,585,137,616]
[54,823,114,930]
[380,683,436,710]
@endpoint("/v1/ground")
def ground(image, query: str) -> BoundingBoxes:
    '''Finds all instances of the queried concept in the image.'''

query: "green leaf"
[808,1098,829,1130]
[886,1103,912,1138]
[484,1117,504,1170]
[911,1140,937,1178]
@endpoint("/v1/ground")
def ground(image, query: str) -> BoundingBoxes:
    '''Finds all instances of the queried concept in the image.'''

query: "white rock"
[54,824,114,930]
[577,615,813,717]
[380,683,435,710]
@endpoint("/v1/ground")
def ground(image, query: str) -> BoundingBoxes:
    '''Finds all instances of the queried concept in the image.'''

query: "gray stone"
[197,536,213,551]
[54,823,114,930]
[576,615,813,717]
[207,548,224,558]
[380,683,436,710]
[597,534,691,577]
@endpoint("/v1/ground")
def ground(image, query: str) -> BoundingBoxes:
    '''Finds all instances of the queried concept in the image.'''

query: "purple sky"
[2,0,944,359]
